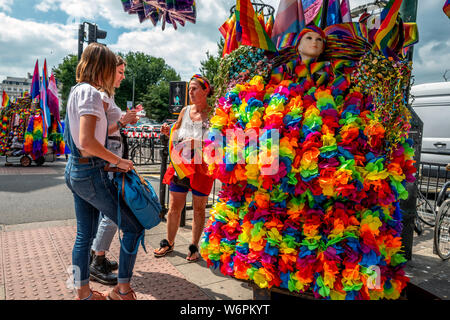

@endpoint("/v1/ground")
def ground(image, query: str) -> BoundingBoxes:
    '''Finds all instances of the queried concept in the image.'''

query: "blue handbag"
[114,169,162,254]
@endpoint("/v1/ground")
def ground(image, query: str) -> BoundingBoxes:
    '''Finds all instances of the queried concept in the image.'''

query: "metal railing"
[417,162,450,213]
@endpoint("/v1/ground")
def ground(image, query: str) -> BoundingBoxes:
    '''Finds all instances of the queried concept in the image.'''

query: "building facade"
[0,74,33,100]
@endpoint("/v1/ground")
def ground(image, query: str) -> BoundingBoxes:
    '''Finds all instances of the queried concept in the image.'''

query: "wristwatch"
[117,120,125,129]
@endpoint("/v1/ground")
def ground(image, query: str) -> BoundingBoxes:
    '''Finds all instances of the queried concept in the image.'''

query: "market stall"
[0,60,65,166]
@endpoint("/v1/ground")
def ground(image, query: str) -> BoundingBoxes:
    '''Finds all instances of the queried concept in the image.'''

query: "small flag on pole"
[271,0,306,50]
[444,0,450,19]
[235,0,276,52]
[374,0,403,58]
[341,0,352,23]
[2,91,10,108]
[30,60,40,101]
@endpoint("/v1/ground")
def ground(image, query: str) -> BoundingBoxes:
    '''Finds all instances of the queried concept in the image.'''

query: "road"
[0,156,163,225]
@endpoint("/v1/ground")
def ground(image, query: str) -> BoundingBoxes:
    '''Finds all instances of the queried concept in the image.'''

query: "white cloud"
[0,12,77,80]
[0,0,13,12]
[109,28,217,80]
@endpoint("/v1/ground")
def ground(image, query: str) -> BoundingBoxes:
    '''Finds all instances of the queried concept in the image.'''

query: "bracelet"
[117,120,124,129]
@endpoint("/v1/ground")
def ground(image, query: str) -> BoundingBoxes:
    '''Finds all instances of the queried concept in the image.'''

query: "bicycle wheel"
[416,189,436,227]
[434,199,450,260]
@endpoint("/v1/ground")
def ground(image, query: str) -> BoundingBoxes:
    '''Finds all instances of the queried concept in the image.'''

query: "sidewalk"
[1,209,449,300]
[0,212,253,300]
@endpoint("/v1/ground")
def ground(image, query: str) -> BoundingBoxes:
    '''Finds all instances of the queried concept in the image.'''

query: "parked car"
[411,82,450,165]
[411,82,450,182]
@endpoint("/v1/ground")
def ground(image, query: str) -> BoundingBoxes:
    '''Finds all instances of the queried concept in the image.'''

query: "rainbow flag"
[444,0,450,18]
[168,124,196,179]
[271,0,305,50]
[220,13,239,56]
[30,60,40,100]
[40,66,51,138]
[1,91,10,108]
[235,0,276,52]
[403,22,418,48]
[374,0,403,58]
[341,0,352,23]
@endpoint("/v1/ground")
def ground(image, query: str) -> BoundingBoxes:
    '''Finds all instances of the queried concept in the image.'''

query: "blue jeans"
[65,156,144,288]
[92,214,117,252]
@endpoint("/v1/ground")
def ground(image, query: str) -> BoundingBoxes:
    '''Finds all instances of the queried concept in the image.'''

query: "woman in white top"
[64,43,141,300]
[89,55,138,286]
[154,74,215,262]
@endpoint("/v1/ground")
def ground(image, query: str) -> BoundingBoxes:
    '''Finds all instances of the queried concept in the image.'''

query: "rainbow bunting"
[235,0,276,52]
[444,0,450,19]
[374,0,403,58]
[271,0,306,50]
[2,91,10,108]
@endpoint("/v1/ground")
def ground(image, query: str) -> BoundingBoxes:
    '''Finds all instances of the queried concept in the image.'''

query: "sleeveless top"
[176,105,209,142]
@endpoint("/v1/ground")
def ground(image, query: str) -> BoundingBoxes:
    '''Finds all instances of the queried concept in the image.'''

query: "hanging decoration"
[120,0,197,30]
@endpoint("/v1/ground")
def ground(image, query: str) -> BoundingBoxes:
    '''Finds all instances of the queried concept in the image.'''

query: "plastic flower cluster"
[213,46,273,105]
[200,54,415,300]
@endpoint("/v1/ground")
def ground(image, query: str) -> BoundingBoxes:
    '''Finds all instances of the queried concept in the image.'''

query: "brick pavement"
[0,222,212,300]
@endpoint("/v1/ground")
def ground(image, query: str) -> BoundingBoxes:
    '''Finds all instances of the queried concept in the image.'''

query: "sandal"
[186,244,200,262]
[154,239,174,257]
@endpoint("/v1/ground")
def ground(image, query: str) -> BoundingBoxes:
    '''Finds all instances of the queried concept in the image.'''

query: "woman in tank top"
[154,74,214,262]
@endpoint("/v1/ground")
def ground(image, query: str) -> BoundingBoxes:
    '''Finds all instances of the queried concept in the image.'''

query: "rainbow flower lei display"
[200,49,415,300]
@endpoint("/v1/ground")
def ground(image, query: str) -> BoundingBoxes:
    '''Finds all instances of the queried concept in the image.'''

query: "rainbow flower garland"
[200,51,414,300]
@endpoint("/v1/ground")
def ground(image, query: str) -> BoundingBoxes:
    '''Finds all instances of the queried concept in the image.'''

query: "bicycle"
[415,183,436,227]
[434,179,450,261]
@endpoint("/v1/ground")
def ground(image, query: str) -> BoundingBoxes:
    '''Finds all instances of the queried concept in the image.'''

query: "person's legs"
[187,193,208,261]
[154,190,187,256]
[69,186,100,299]
[92,214,118,254]
[89,213,118,285]
[73,166,143,297]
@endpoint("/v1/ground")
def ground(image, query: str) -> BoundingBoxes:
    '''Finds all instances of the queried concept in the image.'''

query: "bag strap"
[116,172,147,255]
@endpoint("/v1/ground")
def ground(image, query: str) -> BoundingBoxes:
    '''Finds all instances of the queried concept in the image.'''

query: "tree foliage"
[52,51,180,121]
[52,54,78,116]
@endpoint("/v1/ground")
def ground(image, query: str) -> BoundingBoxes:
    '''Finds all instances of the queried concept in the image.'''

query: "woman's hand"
[121,109,138,125]
[161,123,171,136]
[117,158,134,172]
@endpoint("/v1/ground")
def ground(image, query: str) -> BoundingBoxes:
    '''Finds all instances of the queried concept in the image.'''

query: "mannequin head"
[296,26,326,62]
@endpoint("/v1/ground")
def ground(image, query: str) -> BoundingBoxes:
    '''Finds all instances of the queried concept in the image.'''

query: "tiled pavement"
[0,217,254,300]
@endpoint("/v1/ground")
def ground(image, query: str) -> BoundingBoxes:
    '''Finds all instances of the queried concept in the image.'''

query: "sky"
[0,0,449,86]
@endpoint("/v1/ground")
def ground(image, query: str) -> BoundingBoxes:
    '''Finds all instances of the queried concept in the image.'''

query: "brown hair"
[116,55,127,67]
[76,43,116,97]
[190,75,214,98]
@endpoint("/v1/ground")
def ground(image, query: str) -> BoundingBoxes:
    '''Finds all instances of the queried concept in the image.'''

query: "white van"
[411,82,450,165]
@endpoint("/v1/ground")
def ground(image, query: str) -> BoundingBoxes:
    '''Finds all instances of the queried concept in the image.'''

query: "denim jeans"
[92,213,118,252]
[65,156,144,288]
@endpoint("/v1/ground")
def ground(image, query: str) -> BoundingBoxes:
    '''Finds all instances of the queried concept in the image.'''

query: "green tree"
[199,38,224,88]
[52,54,78,116]
[114,52,180,113]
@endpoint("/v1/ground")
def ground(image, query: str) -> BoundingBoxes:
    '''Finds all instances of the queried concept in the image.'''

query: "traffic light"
[78,24,86,61]
[87,23,107,44]
[169,81,189,114]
